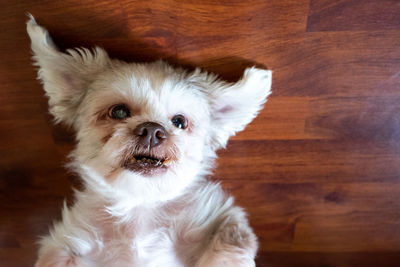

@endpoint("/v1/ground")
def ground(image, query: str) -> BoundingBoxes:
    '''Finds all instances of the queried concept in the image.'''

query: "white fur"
[27,15,271,267]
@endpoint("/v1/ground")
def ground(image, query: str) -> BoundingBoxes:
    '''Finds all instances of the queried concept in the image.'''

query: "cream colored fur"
[27,14,272,267]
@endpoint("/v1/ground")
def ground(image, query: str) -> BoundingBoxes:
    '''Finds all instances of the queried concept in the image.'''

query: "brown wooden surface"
[1,0,400,266]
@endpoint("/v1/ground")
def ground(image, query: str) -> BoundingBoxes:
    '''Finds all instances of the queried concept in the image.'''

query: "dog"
[27,15,272,267]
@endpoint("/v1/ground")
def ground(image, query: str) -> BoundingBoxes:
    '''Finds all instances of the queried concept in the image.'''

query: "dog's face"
[74,63,216,203]
[27,17,272,205]
[79,63,211,179]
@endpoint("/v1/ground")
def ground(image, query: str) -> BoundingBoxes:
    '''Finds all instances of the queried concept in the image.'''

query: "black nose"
[133,122,168,148]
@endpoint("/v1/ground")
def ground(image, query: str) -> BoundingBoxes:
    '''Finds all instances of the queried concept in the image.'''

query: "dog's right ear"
[26,15,110,126]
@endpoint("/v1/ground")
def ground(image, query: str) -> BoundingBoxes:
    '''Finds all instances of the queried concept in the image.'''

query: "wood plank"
[177,31,400,96]
[256,252,400,267]
[215,140,400,182]
[233,95,400,141]
[224,181,400,252]
[307,0,400,32]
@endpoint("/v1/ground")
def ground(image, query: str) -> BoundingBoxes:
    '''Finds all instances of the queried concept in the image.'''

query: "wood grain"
[1,0,400,266]
[307,0,400,31]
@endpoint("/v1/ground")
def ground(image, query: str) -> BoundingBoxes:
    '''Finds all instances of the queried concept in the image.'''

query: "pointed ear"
[207,68,272,148]
[26,15,110,126]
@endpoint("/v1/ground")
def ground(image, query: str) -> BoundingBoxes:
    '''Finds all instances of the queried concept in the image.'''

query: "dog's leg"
[35,248,85,267]
[34,229,96,267]
[34,200,97,267]
[195,206,258,267]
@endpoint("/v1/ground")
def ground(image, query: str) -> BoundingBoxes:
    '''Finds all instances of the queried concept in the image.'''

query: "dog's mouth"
[123,154,171,174]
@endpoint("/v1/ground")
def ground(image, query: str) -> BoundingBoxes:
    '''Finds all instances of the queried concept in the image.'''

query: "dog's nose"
[133,122,168,148]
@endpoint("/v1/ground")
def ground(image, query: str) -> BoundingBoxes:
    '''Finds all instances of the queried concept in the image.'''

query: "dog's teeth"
[126,155,168,168]
[163,158,171,166]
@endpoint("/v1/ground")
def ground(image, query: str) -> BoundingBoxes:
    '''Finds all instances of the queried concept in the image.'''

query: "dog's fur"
[27,15,272,267]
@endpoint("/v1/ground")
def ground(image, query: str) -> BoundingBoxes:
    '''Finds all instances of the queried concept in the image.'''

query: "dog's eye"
[109,104,131,120]
[171,114,188,129]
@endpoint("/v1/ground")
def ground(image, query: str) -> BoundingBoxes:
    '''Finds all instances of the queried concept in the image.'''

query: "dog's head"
[27,16,272,206]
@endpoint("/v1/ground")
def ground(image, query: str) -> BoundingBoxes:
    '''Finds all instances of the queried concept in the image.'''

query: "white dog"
[27,15,272,267]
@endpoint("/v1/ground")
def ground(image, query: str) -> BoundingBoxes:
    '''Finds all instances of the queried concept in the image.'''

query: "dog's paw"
[197,255,256,267]
[219,256,256,267]
[196,247,256,267]
[35,248,86,267]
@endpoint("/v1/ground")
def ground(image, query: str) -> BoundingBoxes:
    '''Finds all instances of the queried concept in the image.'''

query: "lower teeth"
[129,156,167,166]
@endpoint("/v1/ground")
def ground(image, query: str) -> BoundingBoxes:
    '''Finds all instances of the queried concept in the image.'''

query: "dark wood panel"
[224,181,400,252]
[233,95,400,141]
[175,30,400,96]
[307,0,400,32]
[257,252,400,267]
[215,140,400,182]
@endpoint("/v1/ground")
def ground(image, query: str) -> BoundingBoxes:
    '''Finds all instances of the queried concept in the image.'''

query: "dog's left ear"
[204,68,272,149]
[26,15,110,127]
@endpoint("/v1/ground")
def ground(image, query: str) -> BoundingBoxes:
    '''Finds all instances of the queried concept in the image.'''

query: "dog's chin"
[123,153,172,176]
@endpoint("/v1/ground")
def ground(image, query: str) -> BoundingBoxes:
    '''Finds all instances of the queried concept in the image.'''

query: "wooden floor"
[1,0,400,266]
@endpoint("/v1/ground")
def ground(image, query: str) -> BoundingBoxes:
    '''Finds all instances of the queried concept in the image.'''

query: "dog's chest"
[93,210,183,266]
